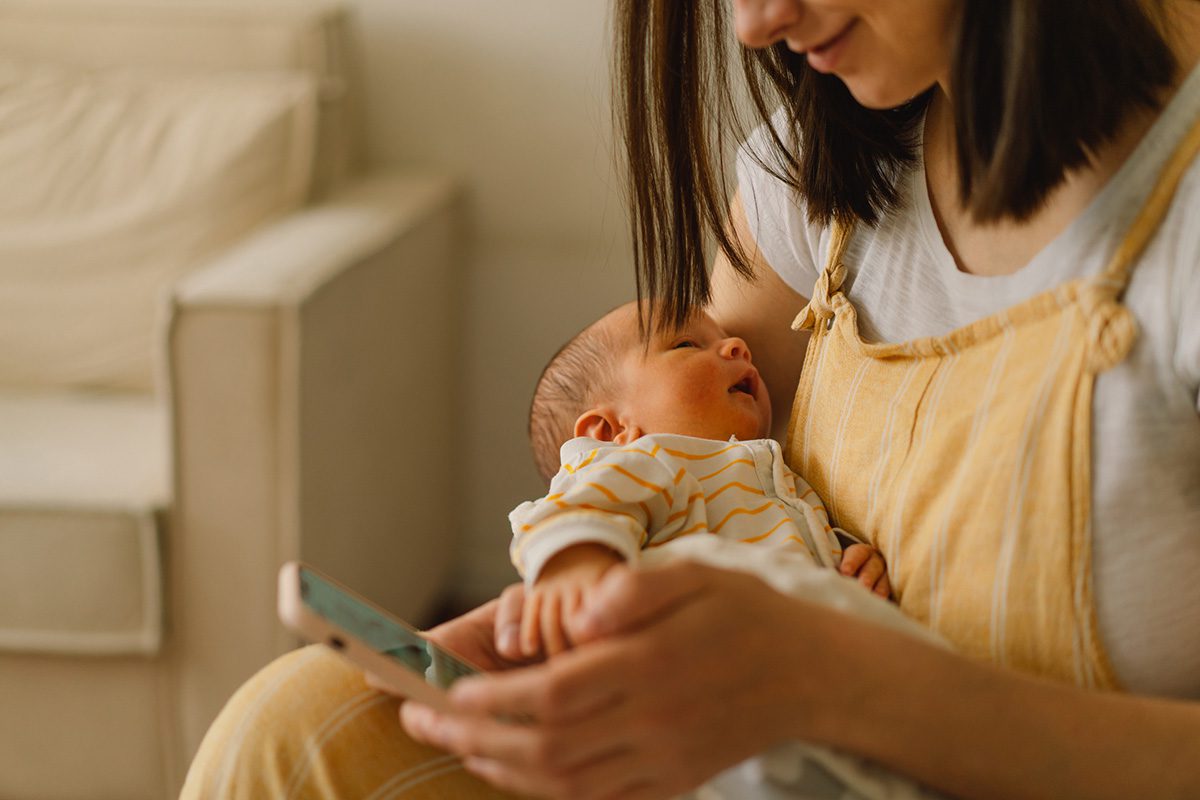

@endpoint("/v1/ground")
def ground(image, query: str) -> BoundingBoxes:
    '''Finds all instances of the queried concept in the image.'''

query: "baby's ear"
[575,407,625,443]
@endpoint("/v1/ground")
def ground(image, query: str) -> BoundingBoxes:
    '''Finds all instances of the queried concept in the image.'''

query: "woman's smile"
[792,18,857,73]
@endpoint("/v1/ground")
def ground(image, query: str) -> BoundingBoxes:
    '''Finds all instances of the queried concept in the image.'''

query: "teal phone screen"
[299,566,478,690]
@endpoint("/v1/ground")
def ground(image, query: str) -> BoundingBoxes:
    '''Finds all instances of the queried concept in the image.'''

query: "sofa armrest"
[166,170,461,761]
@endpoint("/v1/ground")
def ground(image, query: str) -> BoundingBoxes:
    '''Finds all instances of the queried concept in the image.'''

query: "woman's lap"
[182,644,519,800]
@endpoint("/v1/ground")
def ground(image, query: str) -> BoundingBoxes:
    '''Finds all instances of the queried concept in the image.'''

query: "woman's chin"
[842,75,934,110]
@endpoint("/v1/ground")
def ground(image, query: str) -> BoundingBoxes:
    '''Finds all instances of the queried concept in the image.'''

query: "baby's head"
[528,301,771,483]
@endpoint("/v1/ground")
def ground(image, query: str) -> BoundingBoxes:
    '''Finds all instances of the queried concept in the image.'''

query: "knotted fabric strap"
[792,220,854,332]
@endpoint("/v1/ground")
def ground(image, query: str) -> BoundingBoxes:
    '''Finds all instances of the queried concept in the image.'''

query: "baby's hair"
[529,312,624,485]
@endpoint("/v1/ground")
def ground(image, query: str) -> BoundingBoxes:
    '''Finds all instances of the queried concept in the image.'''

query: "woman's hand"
[400,561,850,799]
[367,587,536,694]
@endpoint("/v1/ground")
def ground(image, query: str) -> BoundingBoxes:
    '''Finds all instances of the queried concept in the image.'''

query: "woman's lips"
[805,19,856,73]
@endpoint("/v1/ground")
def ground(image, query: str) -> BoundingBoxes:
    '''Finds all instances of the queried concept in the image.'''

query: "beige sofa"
[0,3,461,798]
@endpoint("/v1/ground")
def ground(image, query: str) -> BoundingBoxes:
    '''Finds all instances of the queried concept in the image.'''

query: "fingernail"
[404,705,435,740]
[449,678,482,708]
[498,625,519,656]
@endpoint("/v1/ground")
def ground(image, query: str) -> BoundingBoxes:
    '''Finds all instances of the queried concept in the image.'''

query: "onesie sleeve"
[509,440,693,585]
[735,107,825,300]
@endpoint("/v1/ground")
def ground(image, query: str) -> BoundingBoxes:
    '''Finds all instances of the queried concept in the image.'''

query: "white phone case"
[277,561,481,711]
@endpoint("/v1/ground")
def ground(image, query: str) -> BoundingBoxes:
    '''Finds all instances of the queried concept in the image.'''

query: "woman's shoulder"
[735,110,830,299]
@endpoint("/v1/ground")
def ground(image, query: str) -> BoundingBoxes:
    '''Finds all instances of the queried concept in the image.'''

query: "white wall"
[350,1,637,605]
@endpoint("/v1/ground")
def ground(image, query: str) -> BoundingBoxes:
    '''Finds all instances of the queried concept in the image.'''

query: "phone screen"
[298,566,479,690]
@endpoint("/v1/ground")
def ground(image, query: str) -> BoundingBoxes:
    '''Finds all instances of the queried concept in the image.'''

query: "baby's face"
[606,305,772,442]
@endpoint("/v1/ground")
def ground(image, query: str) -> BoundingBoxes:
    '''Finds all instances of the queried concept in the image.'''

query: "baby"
[509,300,889,657]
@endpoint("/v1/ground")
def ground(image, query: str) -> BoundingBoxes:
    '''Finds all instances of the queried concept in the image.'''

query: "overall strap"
[792,219,856,332]
[1096,114,1200,295]
[1084,113,1200,372]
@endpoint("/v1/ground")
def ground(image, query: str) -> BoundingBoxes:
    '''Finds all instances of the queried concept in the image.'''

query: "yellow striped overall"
[787,117,1200,691]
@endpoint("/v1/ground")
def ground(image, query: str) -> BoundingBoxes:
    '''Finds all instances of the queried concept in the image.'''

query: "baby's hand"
[521,543,623,658]
[839,543,891,599]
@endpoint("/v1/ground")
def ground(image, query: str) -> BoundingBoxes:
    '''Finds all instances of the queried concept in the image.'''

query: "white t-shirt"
[736,66,1200,698]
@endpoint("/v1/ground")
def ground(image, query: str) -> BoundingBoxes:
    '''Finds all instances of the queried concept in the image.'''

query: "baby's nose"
[721,337,752,362]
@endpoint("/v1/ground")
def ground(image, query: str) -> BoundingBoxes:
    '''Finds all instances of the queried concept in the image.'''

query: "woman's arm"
[403,561,1200,800]
[708,192,811,442]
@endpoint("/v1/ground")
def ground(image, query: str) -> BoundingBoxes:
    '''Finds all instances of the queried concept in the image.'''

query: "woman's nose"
[720,337,753,362]
[733,0,804,48]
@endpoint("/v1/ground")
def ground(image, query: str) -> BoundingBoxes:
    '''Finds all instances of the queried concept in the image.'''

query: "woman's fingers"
[567,561,708,643]
[363,670,397,695]
[406,688,659,800]
[450,635,640,726]
[495,583,525,661]
[874,570,892,599]
[416,562,845,798]
[424,595,521,673]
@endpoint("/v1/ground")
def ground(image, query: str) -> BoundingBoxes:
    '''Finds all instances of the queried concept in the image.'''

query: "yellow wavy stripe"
[798,487,816,501]
[638,501,651,519]
[561,449,599,474]
[599,464,673,505]
[586,482,621,504]
[673,468,687,485]
[553,500,643,526]
[697,459,755,481]
[705,482,766,503]
[662,442,743,460]
[512,509,645,562]
[711,502,774,533]
[545,493,563,502]
[617,444,661,458]
[649,521,709,546]
[740,517,792,544]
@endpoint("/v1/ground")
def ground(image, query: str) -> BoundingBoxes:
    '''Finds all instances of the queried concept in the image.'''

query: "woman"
[183,1,1200,798]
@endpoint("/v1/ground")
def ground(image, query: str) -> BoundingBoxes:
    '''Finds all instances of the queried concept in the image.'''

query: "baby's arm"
[509,441,691,656]
[520,543,622,657]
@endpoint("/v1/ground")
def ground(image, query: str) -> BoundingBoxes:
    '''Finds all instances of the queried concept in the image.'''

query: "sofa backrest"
[0,0,362,197]
[0,0,364,393]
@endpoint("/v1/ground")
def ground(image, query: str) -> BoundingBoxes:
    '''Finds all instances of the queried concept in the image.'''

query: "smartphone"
[277,561,482,710]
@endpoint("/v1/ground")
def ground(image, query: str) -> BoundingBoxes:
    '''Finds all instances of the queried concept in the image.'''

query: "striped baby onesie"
[510,433,844,584]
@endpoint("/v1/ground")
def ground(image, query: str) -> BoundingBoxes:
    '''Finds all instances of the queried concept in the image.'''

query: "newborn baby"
[510,300,890,657]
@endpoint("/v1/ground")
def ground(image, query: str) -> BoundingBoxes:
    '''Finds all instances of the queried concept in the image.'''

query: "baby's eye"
[671,339,698,349]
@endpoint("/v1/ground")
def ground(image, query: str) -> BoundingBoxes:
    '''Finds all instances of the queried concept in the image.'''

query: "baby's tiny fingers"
[839,544,870,575]
[856,555,885,589]
[496,584,525,660]
[520,593,543,659]
[542,593,567,656]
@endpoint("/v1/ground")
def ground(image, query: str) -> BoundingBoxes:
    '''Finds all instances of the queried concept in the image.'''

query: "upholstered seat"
[0,3,461,797]
[0,390,166,656]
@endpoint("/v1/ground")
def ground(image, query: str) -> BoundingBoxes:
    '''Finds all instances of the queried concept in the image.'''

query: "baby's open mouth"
[729,375,756,396]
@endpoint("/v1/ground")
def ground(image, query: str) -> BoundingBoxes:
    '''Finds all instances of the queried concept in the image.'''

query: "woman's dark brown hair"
[614,0,1178,330]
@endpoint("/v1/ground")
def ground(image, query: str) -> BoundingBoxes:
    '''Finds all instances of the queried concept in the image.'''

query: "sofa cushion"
[0,58,317,392]
[0,390,167,655]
